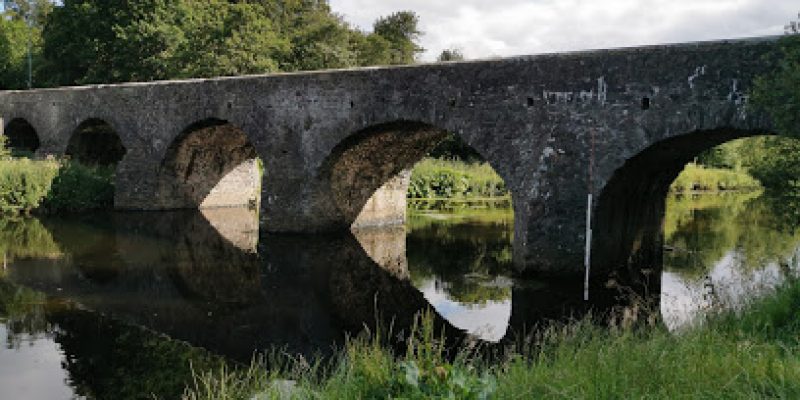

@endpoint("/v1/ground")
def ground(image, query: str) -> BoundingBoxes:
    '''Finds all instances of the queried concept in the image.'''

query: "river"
[0,193,798,399]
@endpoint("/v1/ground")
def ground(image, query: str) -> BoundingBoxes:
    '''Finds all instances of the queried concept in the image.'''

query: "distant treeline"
[695,135,800,194]
[0,0,424,88]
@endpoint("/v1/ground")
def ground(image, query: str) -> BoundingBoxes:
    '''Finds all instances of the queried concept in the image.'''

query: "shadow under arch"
[156,118,261,210]
[3,118,40,156]
[66,119,127,166]
[319,120,450,229]
[591,128,777,296]
[320,120,515,230]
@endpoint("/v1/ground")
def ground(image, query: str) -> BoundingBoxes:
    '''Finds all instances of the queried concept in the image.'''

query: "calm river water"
[1,193,798,399]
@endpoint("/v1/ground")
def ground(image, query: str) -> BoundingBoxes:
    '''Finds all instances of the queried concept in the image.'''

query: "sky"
[329,0,798,61]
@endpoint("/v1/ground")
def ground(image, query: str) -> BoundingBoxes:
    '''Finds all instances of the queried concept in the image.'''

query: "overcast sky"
[330,0,798,61]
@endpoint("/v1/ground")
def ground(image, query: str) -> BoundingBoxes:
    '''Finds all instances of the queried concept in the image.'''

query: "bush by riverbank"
[184,279,800,399]
[670,163,762,193]
[0,158,115,215]
[408,158,509,199]
[0,158,59,214]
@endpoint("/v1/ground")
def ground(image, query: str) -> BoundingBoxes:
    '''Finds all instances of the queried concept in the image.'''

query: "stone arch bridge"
[0,37,783,279]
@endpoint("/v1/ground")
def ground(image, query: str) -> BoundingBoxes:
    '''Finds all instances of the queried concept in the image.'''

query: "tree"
[0,7,39,89]
[752,12,800,138]
[372,11,423,65]
[437,48,464,62]
[0,0,50,89]
[173,1,288,78]
[33,1,425,87]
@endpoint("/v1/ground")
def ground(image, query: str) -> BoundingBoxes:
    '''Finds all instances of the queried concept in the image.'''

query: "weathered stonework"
[0,37,783,277]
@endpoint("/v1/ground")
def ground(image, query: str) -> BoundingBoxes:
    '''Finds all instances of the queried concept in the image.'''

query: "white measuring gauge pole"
[584,194,593,301]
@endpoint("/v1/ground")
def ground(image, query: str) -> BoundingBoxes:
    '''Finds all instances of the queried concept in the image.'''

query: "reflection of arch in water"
[3,118,40,156]
[592,129,778,295]
[200,208,260,253]
[66,119,127,166]
[156,118,261,210]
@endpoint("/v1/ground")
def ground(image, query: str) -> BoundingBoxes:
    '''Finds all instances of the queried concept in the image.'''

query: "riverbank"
[409,158,508,199]
[0,157,114,214]
[670,163,762,193]
[185,278,800,399]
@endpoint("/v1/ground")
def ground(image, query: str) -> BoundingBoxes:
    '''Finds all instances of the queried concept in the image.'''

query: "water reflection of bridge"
[5,209,610,360]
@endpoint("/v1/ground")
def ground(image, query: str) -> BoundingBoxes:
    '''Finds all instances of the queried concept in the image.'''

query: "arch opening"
[322,121,450,229]
[327,120,515,342]
[66,119,127,166]
[591,128,781,296]
[156,118,261,211]
[3,118,40,157]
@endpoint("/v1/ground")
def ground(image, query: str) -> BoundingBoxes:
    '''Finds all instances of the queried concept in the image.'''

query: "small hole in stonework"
[641,97,650,110]
[227,102,233,109]
[350,101,355,108]
[449,99,456,107]
[526,97,535,107]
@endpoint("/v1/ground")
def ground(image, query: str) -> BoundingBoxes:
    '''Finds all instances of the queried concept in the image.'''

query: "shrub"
[409,158,508,199]
[40,161,115,212]
[670,163,762,193]
[0,158,59,214]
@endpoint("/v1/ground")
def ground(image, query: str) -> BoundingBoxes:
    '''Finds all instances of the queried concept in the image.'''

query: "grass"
[409,158,508,199]
[670,163,762,193]
[182,277,800,399]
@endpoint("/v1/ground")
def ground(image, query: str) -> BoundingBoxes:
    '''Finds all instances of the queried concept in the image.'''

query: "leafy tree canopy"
[0,0,424,88]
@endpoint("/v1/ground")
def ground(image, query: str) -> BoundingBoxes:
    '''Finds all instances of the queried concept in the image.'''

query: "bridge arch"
[66,119,127,166]
[155,118,261,210]
[319,120,450,228]
[3,118,40,157]
[591,127,776,292]
[319,120,513,227]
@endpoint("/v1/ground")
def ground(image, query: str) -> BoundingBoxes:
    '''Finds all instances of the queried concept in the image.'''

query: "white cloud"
[329,0,797,61]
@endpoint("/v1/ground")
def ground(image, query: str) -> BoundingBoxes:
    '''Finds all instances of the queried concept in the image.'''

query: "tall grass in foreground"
[670,163,762,193]
[184,280,800,399]
[409,158,508,199]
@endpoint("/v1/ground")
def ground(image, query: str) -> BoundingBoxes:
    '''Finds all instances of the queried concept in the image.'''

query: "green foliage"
[185,279,800,399]
[662,192,800,279]
[669,163,761,193]
[24,1,423,88]
[426,132,485,162]
[0,136,10,159]
[371,11,423,65]
[752,34,800,138]
[438,48,465,62]
[0,217,61,261]
[0,6,43,89]
[695,136,800,194]
[406,204,514,305]
[409,158,509,199]
[0,149,114,215]
[0,157,59,214]
[41,161,115,212]
[0,279,49,348]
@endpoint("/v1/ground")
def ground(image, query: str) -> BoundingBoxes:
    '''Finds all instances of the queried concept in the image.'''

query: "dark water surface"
[1,194,798,399]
